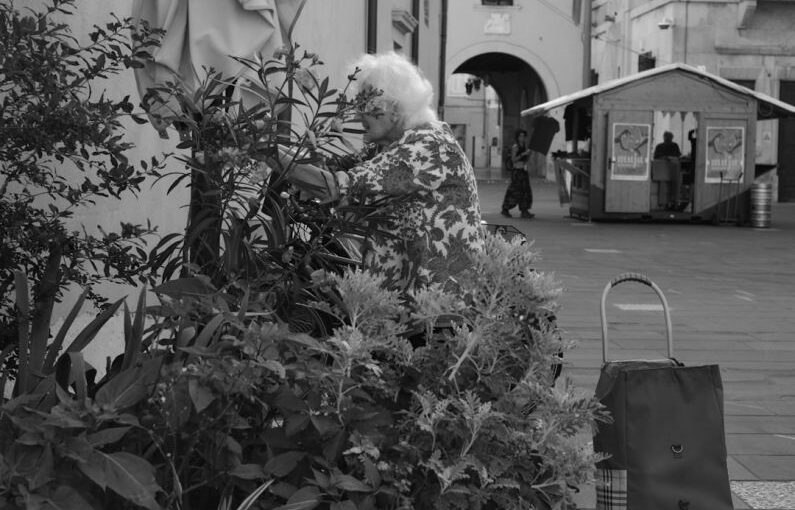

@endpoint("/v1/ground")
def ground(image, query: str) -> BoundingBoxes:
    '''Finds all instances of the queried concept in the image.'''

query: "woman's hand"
[277,144,340,202]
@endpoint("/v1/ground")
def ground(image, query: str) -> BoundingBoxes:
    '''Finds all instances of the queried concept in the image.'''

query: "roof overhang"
[521,63,795,120]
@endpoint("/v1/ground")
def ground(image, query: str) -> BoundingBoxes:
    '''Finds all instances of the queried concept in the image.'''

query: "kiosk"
[523,63,795,222]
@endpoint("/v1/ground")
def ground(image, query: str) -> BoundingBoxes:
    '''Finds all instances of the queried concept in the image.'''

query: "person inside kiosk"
[653,131,681,160]
[652,131,686,211]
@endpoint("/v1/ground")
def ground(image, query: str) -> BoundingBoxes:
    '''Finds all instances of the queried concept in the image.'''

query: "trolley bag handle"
[600,272,674,363]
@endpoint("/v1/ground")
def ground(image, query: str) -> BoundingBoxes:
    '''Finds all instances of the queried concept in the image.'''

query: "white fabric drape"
[132,0,302,133]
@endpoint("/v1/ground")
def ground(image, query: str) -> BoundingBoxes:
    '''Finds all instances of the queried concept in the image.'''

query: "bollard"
[750,182,773,228]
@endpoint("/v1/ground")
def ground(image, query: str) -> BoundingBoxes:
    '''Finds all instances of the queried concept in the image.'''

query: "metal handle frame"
[600,272,674,363]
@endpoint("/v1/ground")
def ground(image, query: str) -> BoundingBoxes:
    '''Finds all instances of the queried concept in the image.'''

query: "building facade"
[444,0,589,172]
[591,0,795,202]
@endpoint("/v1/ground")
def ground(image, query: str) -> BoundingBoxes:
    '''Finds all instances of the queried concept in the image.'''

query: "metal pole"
[438,0,448,119]
[366,0,378,54]
[411,0,420,64]
[483,86,488,162]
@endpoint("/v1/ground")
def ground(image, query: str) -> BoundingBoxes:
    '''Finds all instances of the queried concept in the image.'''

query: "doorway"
[778,81,795,202]
[649,111,698,212]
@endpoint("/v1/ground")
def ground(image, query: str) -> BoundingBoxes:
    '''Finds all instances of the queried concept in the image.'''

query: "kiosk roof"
[521,63,795,120]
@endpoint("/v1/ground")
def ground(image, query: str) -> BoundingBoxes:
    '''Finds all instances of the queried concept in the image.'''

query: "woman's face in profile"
[358,95,402,146]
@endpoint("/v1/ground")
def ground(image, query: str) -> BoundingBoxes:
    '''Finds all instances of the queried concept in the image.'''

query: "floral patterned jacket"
[345,121,484,291]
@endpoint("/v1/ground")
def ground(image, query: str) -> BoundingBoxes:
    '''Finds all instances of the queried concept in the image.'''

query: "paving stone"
[733,456,795,481]
[729,455,759,480]
[726,416,795,434]
[727,434,795,455]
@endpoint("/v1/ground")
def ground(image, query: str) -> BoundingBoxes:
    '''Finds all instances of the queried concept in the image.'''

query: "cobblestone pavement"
[475,170,795,509]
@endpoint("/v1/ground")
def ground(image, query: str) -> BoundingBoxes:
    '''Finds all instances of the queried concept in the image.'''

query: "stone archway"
[454,52,547,152]
[445,43,559,174]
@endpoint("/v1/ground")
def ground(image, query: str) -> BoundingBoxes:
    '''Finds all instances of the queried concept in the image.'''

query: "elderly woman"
[283,51,484,292]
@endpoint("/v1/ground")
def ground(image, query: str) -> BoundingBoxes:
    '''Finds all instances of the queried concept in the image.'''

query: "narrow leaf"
[121,286,147,370]
[237,286,250,322]
[151,277,216,298]
[273,486,320,510]
[192,314,225,350]
[65,298,126,354]
[234,479,274,510]
[29,247,62,376]
[43,290,88,372]
[67,352,88,401]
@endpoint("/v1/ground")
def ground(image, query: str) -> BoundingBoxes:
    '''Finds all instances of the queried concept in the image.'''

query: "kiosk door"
[695,118,748,215]
[605,110,652,213]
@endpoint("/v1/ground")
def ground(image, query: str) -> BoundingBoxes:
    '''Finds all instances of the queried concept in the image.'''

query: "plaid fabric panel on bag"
[595,468,627,510]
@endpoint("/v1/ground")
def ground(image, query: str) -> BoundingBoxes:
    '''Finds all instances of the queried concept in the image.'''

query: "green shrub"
[1,233,607,510]
[0,0,164,366]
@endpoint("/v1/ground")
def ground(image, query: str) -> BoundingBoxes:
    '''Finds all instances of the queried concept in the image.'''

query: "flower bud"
[294,68,317,92]
[273,45,289,59]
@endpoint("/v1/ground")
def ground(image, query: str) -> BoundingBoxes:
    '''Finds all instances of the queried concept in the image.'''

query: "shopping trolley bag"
[593,273,732,510]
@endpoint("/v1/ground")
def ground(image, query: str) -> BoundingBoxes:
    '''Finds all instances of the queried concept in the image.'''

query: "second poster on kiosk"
[705,126,744,183]
[611,123,651,181]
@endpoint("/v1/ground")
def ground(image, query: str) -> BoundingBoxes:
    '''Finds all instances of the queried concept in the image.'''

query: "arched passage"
[444,44,558,171]
[455,52,547,142]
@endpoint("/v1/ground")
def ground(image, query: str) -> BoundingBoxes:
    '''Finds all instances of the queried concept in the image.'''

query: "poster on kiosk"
[611,123,651,181]
[705,127,744,183]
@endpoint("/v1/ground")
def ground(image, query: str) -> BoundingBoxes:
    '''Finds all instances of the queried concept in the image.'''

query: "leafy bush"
[0,0,164,364]
[0,271,165,509]
[1,234,607,510]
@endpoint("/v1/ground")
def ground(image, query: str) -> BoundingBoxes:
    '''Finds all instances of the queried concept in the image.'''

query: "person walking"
[501,129,534,219]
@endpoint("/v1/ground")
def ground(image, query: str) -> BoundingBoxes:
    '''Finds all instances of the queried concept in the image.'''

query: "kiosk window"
[638,52,656,72]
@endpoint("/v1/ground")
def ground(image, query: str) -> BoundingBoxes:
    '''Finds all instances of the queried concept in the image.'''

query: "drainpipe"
[438,0,448,119]
[411,0,420,64]
[683,0,689,64]
[367,0,377,53]
[582,0,593,87]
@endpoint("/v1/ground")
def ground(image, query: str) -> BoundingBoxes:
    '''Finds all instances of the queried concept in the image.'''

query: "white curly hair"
[349,51,438,129]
